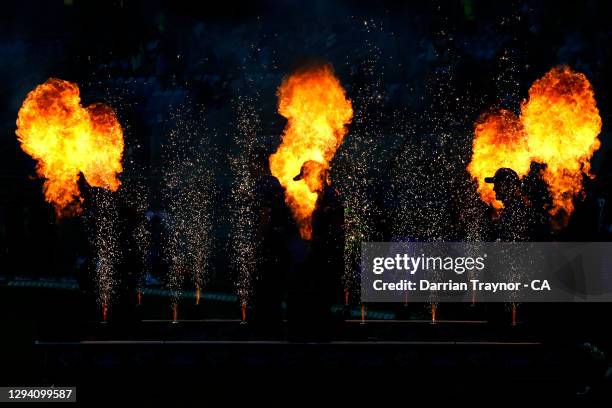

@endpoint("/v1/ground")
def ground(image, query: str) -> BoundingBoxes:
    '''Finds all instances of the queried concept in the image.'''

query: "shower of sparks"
[461,9,537,294]
[85,188,121,319]
[122,183,150,294]
[229,93,261,307]
[335,19,388,302]
[385,22,490,308]
[161,103,216,307]
[389,64,474,242]
[98,82,152,296]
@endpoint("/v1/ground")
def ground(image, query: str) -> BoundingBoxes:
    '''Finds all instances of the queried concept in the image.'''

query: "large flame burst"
[269,64,353,239]
[468,66,602,225]
[521,66,602,224]
[16,78,124,217]
[467,109,531,208]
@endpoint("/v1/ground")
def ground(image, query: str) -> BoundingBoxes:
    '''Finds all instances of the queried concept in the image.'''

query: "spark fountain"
[334,26,389,307]
[387,61,468,321]
[161,104,216,323]
[117,170,151,308]
[87,188,121,323]
[229,93,262,321]
[99,78,152,308]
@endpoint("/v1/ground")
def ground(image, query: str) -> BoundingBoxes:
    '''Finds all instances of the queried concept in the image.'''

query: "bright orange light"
[521,66,602,226]
[16,78,124,217]
[467,109,531,208]
[269,65,353,239]
[468,66,602,227]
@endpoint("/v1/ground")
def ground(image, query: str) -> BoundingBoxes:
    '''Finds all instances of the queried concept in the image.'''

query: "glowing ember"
[16,78,124,217]
[467,109,531,208]
[195,287,201,306]
[241,302,247,323]
[521,66,602,226]
[269,64,353,239]
[468,66,602,227]
[431,303,437,324]
[172,303,178,323]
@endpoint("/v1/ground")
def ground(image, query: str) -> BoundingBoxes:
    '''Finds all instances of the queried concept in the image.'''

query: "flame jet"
[269,64,353,239]
[521,66,602,226]
[468,66,602,227]
[16,78,124,217]
[467,109,531,208]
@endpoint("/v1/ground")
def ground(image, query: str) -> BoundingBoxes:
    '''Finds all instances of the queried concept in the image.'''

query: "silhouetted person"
[522,162,552,240]
[485,168,540,326]
[311,168,344,307]
[251,153,293,336]
[485,167,530,241]
[288,161,343,341]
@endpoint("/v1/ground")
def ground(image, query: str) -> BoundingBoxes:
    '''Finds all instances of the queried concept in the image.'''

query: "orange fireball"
[16,78,124,217]
[269,64,353,239]
[468,66,602,228]
[467,109,531,208]
[521,66,602,226]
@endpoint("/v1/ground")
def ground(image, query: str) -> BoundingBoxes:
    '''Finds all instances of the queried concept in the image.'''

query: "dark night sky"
[2,1,611,165]
[1,0,612,278]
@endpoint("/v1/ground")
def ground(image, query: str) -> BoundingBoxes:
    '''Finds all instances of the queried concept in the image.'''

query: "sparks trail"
[467,66,602,227]
[118,177,151,300]
[16,78,124,217]
[84,188,121,321]
[101,79,153,304]
[269,64,353,239]
[161,104,216,310]
[335,37,389,301]
[230,94,261,308]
